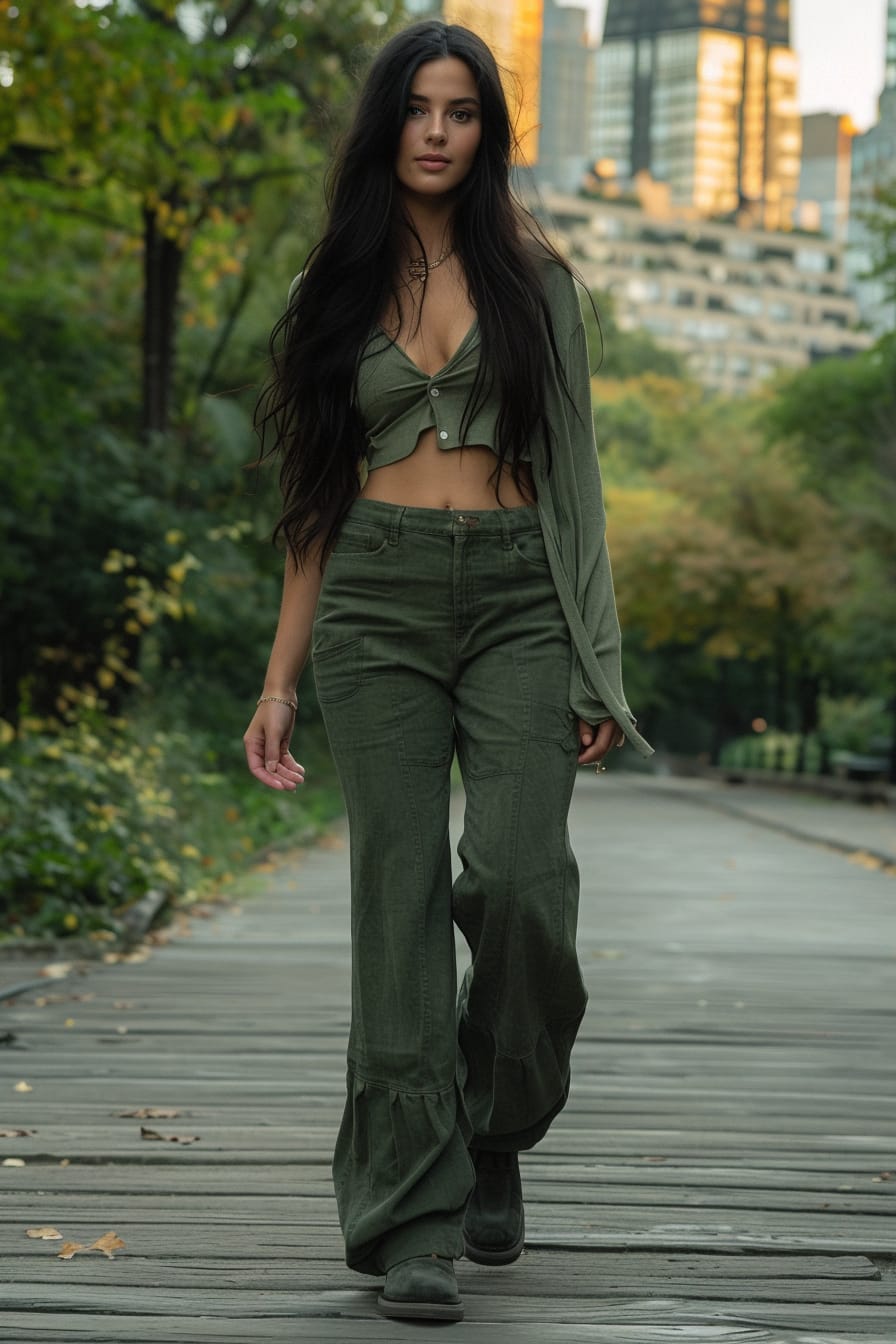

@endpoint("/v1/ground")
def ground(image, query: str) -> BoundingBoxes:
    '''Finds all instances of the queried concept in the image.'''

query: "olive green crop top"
[286,260,652,757]
[355,317,517,469]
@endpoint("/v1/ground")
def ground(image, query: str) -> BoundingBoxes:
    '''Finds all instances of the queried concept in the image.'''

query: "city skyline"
[562,0,888,130]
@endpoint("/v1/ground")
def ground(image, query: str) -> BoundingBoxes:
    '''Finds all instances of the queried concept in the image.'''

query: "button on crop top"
[286,258,652,757]
[355,317,519,467]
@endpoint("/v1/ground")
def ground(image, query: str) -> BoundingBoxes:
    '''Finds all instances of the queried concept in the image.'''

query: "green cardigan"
[287,263,653,757]
[527,258,652,757]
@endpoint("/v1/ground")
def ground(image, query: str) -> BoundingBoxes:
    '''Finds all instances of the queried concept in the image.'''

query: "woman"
[244,18,652,1324]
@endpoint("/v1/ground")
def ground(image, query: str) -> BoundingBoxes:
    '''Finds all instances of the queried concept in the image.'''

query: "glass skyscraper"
[592,0,800,226]
[443,0,544,164]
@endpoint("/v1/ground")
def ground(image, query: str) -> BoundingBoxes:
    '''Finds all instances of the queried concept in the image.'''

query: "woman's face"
[394,57,482,203]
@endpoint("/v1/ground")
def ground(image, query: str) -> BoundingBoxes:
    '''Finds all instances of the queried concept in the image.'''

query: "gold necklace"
[408,244,454,283]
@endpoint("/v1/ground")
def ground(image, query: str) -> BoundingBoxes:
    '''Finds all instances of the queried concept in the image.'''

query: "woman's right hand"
[243,702,306,792]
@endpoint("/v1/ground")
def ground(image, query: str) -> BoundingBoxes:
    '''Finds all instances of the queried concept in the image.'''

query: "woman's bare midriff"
[359,428,535,511]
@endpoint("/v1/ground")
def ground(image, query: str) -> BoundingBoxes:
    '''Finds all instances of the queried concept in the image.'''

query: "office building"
[796,113,855,243]
[530,186,871,397]
[591,0,801,228]
[533,0,590,195]
[443,0,544,164]
[846,0,896,335]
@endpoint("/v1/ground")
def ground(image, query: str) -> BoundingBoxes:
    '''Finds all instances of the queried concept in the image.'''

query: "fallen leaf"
[14,1081,32,1093]
[58,1241,87,1259]
[91,1231,125,1258]
[57,1230,125,1260]
[0,1128,35,1138]
[64,1018,76,1028]
[118,1107,179,1119]
[2,1157,26,1167]
[113,1001,136,1010]
[26,1226,62,1240]
[40,962,73,980]
[59,1158,71,1167]
[140,1125,199,1144]
[116,1026,128,1035]
[847,850,884,870]
[318,833,345,851]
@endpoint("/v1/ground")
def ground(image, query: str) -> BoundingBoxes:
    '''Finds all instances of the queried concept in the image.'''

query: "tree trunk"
[142,203,184,439]
[792,656,820,775]
[772,591,792,731]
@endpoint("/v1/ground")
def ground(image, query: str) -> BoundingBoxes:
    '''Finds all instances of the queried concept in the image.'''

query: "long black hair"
[254,19,581,568]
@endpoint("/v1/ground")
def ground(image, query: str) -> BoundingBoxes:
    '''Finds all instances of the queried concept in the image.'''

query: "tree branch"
[203,164,310,194]
[195,210,293,399]
[4,182,139,235]
[222,0,257,39]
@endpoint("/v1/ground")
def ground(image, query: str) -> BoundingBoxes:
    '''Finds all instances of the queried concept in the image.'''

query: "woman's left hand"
[576,717,624,767]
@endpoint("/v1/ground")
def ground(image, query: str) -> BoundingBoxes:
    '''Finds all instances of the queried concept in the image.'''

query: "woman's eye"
[407,105,425,117]
[452,110,470,122]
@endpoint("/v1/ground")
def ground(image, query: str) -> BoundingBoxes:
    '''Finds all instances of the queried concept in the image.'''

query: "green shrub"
[0,704,341,941]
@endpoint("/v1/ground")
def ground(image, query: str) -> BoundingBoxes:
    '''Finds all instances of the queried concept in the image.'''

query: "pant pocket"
[312,635,363,704]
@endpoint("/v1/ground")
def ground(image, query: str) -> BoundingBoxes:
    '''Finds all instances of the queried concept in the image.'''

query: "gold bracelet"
[257,694,297,712]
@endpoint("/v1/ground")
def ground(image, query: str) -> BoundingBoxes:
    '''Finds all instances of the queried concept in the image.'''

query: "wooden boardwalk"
[2,774,895,1343]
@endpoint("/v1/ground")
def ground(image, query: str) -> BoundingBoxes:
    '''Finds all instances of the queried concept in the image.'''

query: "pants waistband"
[345,497,542,541]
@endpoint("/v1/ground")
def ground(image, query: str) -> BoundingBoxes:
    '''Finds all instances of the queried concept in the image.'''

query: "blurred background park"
[1,0,894,941]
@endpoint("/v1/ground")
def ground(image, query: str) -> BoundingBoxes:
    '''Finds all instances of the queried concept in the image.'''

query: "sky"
[563,0,889,131]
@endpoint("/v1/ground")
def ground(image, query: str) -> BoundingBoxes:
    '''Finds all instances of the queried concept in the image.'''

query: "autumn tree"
[605,403,852,750]
[760,340,896,775]
[0,0,402,437]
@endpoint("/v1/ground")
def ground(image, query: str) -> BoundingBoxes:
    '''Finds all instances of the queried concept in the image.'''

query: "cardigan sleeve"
[560,318,635,729]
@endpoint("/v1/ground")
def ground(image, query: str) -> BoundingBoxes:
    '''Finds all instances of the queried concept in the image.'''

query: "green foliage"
[0,0,396,932]
[858,177,896,308]
[0,0,400,231]
[817,695,892,755]
[761,340,896,489]
[719,731,827,773]
[0,713,210,935]
[584,288,688,383]
[0,706,342,941]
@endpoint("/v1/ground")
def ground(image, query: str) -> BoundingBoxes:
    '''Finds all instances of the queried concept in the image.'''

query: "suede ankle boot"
[376,1254,464,1322]
[462,1148,525,1265]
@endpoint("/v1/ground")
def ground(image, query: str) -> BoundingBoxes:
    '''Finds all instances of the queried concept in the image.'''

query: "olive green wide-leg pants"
[311,499,589,1276]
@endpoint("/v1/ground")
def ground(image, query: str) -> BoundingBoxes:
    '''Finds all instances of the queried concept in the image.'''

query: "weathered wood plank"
[3,1282,896,1329]
[1,1246,881,1279]
[3,776,895,1340]
[1,1166,891,1218]
[3,1197,896,1257]
[0,1316,829,1344]
[4,1260,893,1303]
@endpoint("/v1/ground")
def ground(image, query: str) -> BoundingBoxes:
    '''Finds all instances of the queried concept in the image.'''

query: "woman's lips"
[416,156,450,171]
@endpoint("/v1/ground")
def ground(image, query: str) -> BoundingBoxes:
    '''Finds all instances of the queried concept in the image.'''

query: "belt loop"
[388,507,403,546]
[499,509,513,550]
